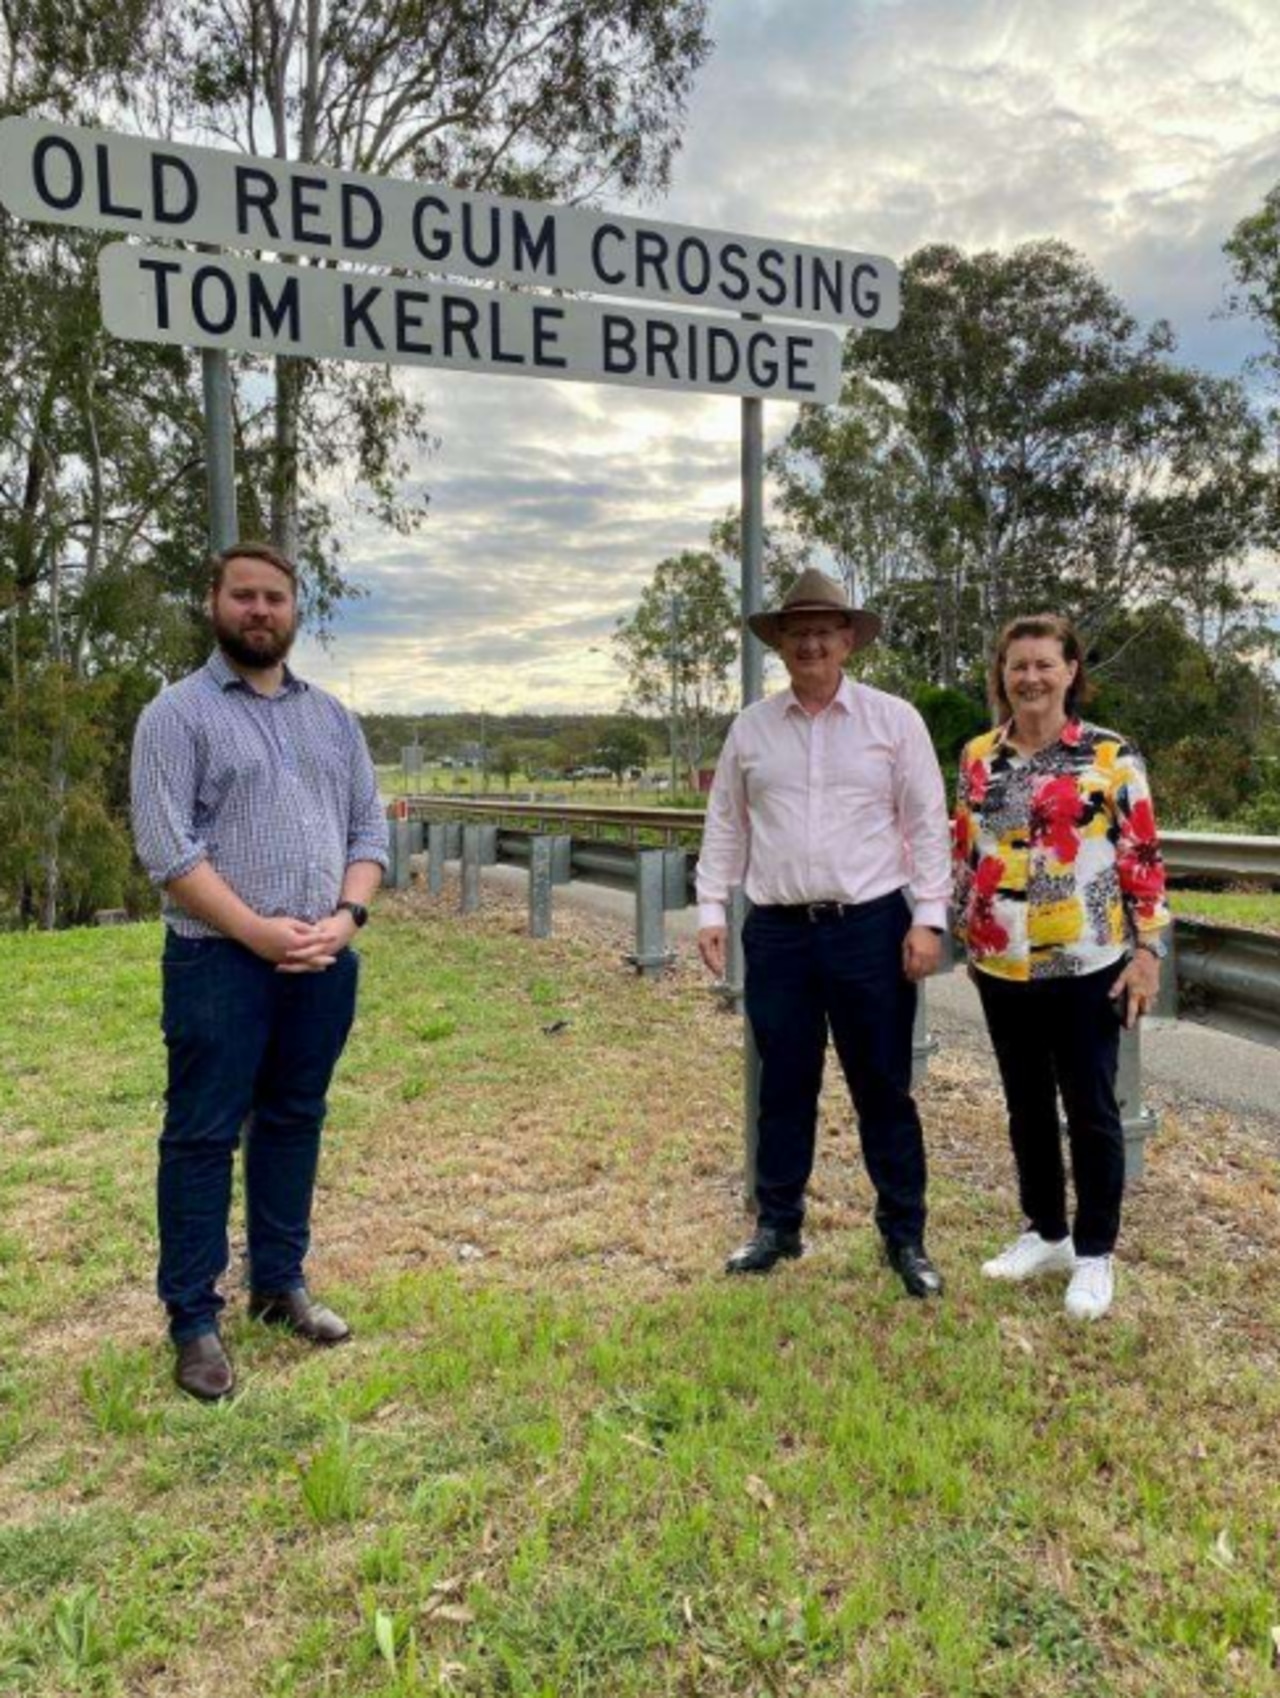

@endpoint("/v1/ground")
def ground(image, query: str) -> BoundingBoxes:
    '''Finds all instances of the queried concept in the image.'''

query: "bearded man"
[131,541,388,1400]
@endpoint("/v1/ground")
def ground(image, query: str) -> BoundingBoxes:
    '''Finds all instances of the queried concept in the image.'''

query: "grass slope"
[0,895,1277,1697]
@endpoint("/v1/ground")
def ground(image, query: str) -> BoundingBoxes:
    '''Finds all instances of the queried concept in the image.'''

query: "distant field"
[377,765,700,808]
[1,897,1277,1696]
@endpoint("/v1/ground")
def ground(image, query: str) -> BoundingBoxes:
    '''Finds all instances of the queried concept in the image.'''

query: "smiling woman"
[954,613,1172,1324]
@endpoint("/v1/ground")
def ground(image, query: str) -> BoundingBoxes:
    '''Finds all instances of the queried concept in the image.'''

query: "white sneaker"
[981,1231,1076,1282]
[1064,1255,1114,1321]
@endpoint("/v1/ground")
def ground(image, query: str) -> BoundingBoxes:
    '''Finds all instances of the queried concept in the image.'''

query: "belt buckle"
[806,901,843,923]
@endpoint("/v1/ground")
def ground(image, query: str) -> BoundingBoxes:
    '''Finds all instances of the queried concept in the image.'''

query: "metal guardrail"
[395,805,1280,1054]
[409,797,1280,884]
[407,793,703,844]
[1173,918,1280,1046]
[1161,833,1280,883]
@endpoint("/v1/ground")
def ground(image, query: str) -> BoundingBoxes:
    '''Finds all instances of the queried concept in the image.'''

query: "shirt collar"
[782,675,856,717]
[204,649,306,696]
[995,713,1083,752]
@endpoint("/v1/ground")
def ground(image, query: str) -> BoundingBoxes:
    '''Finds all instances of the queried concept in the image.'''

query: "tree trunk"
[41,727,65,931]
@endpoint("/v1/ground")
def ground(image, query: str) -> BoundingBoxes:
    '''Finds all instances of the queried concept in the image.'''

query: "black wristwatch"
[335,900,369,929]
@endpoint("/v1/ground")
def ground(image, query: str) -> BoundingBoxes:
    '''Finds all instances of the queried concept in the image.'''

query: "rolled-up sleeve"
[130,700,207,886]
[695,723,749,928]
[346,714,390,870]
[896,707,951,931]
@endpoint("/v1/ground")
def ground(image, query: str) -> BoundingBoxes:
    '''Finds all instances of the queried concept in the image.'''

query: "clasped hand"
[251,913,355,973]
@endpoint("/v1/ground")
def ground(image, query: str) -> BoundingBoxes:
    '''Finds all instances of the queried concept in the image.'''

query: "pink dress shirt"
[696,678,952,929]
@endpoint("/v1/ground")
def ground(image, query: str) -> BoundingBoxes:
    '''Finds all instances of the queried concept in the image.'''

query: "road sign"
[98,244,844,402]
[1,117,899,329]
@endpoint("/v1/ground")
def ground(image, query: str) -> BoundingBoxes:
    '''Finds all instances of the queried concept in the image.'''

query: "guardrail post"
[744,1019,760,1211]
[529,836,554,938]
[911,986,938,1087]
[629,849,672,976]
[716,886,760,1209]
[663,848,689,911]
[409,820,424,856]
[1151,929,1178,1023]
[718,885,748,1011]
[478,824,499,866]
[460,825,481,914]
[427,821,446,896]
[1117,1026,1159,1179]
[551,834,573,885]
[445,822,463,860]
[390,819,412,891]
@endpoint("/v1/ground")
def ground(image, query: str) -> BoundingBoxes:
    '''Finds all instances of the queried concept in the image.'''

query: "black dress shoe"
[174,1332,235,1401]
[725,1226,804,1275]
[249,1287,351,1345]
[884,1241,944,1299]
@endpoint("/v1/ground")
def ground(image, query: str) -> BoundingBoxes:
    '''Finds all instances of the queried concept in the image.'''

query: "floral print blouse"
[953,718,1170,983]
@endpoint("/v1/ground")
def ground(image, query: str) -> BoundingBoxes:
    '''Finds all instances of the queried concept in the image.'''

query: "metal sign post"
[740,377,765,1204]
[200,347,237,551]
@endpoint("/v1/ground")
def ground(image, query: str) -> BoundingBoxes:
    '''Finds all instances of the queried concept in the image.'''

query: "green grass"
[1169,890,1280,932]
[1,899,1278,1695]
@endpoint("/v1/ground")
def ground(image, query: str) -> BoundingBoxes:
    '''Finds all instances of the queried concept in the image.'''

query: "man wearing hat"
[696,568,951,1295]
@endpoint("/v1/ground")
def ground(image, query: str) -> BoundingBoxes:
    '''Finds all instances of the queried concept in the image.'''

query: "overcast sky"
[292,0,1280,716]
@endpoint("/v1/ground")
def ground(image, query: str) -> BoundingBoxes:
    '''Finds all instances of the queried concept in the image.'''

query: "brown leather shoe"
[248,1287,351,1345]
[174,1332,235,1401]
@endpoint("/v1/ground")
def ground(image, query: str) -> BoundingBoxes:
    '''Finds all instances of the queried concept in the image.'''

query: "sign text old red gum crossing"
[0,118,897,330]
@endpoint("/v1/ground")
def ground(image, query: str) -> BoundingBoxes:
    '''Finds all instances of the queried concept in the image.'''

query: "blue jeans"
[743,890,927,1245]
[157,931,359,1344]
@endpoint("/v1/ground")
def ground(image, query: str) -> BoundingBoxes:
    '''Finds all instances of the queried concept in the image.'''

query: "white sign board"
[1,118,900,330]
[98,245,844,402]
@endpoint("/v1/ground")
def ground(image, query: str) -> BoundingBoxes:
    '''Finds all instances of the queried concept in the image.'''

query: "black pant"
[974,961,1125,1257]
[743,890,926,1245]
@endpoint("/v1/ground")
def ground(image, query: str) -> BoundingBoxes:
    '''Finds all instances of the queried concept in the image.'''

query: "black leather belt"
[753,891,903,924]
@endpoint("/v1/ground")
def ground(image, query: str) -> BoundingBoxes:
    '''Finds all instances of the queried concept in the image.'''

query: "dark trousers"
[157,931,359,1344]
[975,961,1126,1258]
[743,890,927,1245]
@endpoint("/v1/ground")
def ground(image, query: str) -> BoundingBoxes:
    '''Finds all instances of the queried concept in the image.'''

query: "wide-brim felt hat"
[747,567,882,651]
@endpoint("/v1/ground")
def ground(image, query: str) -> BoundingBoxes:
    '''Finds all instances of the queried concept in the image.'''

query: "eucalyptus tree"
[171,0,713,566]
[613,550,735,779]
[1226,183,1280,387]
[772,240,1274,688]
[0,0,214,924]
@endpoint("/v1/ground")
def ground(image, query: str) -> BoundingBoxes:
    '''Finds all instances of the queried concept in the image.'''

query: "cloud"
[295,0,1280,713]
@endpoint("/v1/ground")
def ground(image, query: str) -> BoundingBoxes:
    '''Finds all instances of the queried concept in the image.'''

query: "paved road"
[477,864,1280,1130]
